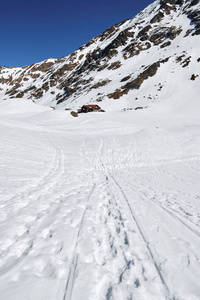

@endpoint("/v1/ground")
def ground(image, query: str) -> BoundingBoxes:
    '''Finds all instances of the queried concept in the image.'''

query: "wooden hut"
[80,104,101,113]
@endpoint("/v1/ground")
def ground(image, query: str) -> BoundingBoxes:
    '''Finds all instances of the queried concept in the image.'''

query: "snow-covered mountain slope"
[1,1,200,300]
[0,0,200,112]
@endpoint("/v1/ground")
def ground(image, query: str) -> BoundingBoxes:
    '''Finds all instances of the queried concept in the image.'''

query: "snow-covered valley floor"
[0,99,200,300]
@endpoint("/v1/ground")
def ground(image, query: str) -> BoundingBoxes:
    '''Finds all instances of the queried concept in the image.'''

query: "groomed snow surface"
[0,99,200,300]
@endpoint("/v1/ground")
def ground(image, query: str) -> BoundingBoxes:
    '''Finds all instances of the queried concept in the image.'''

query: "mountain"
[0,0,200,112]
[1,1,200,299]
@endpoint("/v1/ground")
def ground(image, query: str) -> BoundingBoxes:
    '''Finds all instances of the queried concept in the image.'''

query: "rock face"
[0,0,200,109]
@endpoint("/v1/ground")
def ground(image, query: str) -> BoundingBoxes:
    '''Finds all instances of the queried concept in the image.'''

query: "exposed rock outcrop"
[0,0,199,108]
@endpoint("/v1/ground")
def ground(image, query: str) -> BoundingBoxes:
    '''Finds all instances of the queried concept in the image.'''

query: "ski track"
[104,137,200,299]
[80,138,200,300]
[96,139,170,299]
[0,132,68,277]
[108,173,171,297]
[1,127,200,300]
[1,131,64,215]
[74,139,170,300]
[120,176,200,239]
[62,184,96,300]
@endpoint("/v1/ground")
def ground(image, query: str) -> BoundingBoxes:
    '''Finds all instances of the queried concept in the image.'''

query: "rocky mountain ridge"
[0,0,200,110]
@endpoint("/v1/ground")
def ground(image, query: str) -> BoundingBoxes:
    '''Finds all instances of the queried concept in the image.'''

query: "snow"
[0,1,200,299]
[0,96,200,300]
[1,0,200,111]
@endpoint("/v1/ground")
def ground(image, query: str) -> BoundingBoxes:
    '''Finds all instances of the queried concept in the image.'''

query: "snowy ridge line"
[120,177,200,239]
[107,172,171,299]
[62,183,96,300]
[1,0,200,111]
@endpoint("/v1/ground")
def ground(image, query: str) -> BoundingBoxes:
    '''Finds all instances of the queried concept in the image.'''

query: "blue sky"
[1,0,154,67]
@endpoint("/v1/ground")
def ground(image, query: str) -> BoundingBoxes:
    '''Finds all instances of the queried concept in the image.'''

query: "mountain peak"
[0,0,200,112]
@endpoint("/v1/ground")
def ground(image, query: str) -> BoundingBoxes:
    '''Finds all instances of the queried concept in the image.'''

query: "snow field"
[0,99,200,299]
